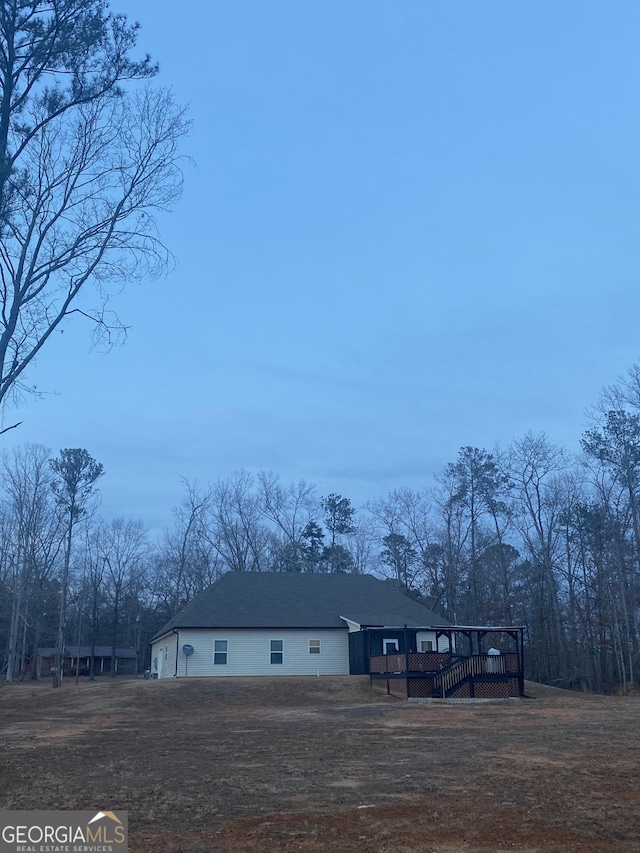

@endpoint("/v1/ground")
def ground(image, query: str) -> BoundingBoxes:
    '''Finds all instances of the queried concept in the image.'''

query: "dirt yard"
[1,675,639,853]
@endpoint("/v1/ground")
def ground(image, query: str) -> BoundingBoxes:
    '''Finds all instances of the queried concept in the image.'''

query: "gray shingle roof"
[37,646,137,658]
[152,572,449,640]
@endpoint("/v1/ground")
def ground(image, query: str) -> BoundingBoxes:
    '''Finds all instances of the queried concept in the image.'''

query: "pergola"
[368,624,526,700]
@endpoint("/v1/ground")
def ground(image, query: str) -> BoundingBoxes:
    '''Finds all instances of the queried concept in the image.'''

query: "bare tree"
[155,479,222,615]
[582,410,640,573]
[0,1,189,409]
[257,472,317,571]
[98,517,148,676]
[208,471,269,573]
[367,488,438,594]
[346,517,377,575]
[580,430,640,688]
[3,443,61,681]
[431,465,472,622]
[81,526,104,681]
[505,433,571,684]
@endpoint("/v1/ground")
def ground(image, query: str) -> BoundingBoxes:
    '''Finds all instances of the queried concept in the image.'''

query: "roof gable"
[152,572,449,639]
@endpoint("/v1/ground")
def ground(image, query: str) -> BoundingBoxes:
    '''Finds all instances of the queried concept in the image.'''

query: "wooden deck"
[369,651,524,700]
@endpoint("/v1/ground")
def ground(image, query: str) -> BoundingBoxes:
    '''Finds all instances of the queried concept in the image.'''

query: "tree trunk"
[111,587,120,678]
[53,521,73,688]
[6,548,24,682]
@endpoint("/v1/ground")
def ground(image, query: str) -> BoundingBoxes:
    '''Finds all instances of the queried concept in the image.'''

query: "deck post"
[518,629,525,696]
[404,624,409,699]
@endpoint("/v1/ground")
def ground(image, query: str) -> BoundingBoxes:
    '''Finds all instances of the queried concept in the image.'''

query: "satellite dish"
[182,644,194,656]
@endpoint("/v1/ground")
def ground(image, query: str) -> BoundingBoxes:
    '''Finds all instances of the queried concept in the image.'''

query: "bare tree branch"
[0,1,189,407]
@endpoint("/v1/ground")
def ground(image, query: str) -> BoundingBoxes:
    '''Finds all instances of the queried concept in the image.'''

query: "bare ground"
[1,675,639,852]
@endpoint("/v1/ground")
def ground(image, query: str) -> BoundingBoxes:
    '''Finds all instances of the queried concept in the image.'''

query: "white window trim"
[383,639,400,654]
[270,639,284,665]
[213,639,228,665]
[309,639,321,654]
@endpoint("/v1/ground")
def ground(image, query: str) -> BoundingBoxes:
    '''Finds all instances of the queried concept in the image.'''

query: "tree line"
[3,364,640,691]
[1,2,637,692]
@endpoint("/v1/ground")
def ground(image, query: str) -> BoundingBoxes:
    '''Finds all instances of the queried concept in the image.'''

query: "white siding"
[151,632,178,678]
[156,628,350,678]
[416,630,449,652]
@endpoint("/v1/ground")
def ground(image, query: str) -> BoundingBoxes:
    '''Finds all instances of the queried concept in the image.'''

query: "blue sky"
[4,1,640,534]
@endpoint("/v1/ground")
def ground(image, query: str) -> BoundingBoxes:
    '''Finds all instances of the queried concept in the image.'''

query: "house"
[150,572,526,698]
[37,645,137,677]
[150,572,451,679]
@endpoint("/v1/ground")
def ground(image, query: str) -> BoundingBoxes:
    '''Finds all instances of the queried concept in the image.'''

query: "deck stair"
[431,654,505,697]
[369,651,515,699]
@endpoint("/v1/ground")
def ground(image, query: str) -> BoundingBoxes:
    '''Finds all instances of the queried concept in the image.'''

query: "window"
[164,644,168,662]
[214,640,228,665]
[420,640,434,652]
[270,640,283,665]
[383,639,399,654]
[309,640,321,655]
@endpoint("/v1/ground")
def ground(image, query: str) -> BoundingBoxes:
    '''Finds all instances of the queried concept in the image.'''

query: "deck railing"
[370,651,522,698]
[431,655,502,696]
[370,651,451,674]
[370,651,519,677]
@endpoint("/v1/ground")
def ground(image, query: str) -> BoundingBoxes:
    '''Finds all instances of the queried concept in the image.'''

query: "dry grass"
[1,675,639,852]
